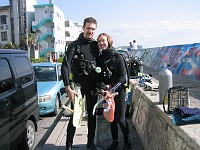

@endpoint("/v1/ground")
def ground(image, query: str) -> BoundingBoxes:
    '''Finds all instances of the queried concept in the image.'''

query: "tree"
[24,32,37,58]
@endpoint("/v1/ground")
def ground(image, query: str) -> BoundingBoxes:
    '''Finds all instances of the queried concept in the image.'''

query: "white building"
[0,0,36,50]
[32,0,65,61]
[74,22,83,34]
[0,6,11,46]
[65,20,81,49]
[26,0,37,33]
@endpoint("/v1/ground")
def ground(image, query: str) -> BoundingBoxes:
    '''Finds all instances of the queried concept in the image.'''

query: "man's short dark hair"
[83,17,97,28]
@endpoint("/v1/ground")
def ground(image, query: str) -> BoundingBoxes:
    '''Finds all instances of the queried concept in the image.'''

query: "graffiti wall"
[136,43,200,81]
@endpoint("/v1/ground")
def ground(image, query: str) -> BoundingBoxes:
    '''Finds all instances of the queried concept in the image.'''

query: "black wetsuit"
[61,33,99,146]
[99,47,130,143]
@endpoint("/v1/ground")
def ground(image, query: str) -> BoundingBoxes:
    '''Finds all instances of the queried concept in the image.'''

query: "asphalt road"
[34,97,70,150]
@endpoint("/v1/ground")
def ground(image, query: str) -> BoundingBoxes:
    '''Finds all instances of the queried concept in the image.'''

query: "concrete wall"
[130,79,200,150]
[135,43,200,81]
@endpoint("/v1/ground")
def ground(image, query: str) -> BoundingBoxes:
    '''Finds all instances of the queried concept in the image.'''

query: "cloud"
[98,19,200,48]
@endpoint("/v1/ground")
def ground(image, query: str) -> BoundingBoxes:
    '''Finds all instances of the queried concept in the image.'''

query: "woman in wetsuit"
[97,33,131,150]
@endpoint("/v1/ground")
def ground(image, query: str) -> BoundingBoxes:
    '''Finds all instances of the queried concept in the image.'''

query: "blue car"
[32,62,67,116]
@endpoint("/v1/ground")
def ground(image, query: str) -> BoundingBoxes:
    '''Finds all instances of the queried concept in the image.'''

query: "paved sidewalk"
[42,116,88,150]
[42,114,144,150]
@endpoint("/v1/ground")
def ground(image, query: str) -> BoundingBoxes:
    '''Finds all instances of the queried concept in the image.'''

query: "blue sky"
[1,0,200,48]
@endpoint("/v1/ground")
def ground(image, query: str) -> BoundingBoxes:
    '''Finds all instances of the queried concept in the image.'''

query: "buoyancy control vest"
[100,50,130,90]
[69,40,100,78]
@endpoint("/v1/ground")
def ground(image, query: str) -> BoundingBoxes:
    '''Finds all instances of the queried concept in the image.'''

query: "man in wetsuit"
[61,17,100,150]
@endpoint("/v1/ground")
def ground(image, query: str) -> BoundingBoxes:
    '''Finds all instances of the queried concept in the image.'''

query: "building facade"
[32,0,65,61]
[9,0,36,46]
[0,0,36,51]
[0,6,11,46]
[0,0,82,61]
[65,20,81,49]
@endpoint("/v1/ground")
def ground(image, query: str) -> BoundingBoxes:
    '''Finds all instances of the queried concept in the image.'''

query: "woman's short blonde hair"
[97,33,113,48]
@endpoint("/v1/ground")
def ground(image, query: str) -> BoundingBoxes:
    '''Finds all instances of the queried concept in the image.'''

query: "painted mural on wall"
[138,43,200,81]
[140,48,158,67]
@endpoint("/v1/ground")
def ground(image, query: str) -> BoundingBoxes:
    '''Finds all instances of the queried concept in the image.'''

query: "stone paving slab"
[42,114,144,150]
[42,117,88,150]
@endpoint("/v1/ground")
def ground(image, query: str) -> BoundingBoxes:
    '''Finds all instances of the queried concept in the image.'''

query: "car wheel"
[52,96,59,116]
[19,120,35,150]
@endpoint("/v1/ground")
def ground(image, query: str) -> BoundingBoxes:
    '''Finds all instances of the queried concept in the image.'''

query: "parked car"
[0,49,39,150]
[32,62,67,116]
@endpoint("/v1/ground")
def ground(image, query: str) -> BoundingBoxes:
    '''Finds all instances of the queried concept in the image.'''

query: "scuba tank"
[138,58,143,73]
[159,63,173,103]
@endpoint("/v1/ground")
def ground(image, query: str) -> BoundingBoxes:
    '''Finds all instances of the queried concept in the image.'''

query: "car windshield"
[33,66,57,82]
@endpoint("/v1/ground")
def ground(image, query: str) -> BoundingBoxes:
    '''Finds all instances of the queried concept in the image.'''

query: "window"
[56,12,59,18]
[33,66,56,81]
[1,31,8,41]
[14,56,33,84]
[6,25,9,30]
[65,21,69,27]
[0,59,15,94]
[50,11,54,17]
[65,31,70,37]
[0,15,7,25]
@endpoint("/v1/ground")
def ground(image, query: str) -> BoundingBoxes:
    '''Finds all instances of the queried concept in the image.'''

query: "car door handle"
[21,105,26,108]
[3,98,10,113]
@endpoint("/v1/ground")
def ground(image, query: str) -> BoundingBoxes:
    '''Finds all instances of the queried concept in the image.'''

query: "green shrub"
[30,57,46,63]
[30,57,64,63]
[56,57,64,63]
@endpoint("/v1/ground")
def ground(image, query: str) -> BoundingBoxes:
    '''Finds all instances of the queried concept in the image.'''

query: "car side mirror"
[60,87,66,95]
